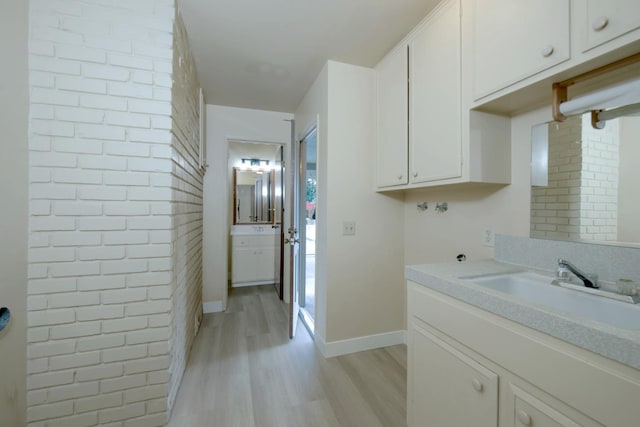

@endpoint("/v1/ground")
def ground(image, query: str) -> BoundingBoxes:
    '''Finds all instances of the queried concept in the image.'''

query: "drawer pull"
[471,378,483,392]
[592,16,609,32]
[541,45,554,58]
[517,410,532,426]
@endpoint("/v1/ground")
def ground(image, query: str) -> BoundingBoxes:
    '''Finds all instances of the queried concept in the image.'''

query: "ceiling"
[178,0,441,113]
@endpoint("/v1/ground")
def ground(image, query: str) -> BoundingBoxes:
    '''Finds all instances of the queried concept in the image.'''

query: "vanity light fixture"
[238,158,273,172]
[552,52,640,129]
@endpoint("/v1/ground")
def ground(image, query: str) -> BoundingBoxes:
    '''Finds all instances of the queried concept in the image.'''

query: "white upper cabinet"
[374,0,511,192]
[375,45,408,188]
[582,0,640,52]
[409,0,462,183]
[472,0,571,100]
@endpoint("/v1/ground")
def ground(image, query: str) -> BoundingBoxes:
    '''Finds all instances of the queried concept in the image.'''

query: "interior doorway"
[298,128,317,333]
[228,140,285,297]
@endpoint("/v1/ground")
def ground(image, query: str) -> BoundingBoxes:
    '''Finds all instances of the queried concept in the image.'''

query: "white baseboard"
[232,280,275,287]
[317,330,407,358]
[202,300,224,313]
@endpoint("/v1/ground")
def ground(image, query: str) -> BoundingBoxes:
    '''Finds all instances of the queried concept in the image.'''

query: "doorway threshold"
[299,308,315,337]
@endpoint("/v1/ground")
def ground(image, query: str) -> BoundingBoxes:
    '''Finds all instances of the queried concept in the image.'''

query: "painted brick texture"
[167,13,204,412]
[27,0,203,425]
[531,113,620,241]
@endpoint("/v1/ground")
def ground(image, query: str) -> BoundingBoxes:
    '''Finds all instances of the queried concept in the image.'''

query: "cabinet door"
[232,248,258,283]
[408,323,498,427]
[256,247,277,282]
[376,45,408,188]
[582,0,640,51]
[473,0,570,99]
[410,0,462,184]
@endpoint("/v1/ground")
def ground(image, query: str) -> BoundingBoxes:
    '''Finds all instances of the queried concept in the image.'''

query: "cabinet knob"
[412,172,418,178]
[592,16,609,32]
[471,378,483,392]
[541,45,554,58]
[517,410,532,426]
[397,174,403,180]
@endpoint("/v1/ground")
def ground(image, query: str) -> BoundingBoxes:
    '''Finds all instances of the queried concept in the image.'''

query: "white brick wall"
[166,12,204,413]
[27,0,203,425]
[579,116,619,241]
[531,113,620,241]
[531,115,583,239]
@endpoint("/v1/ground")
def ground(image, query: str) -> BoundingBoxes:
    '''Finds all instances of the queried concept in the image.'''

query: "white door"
[287,121,301,338]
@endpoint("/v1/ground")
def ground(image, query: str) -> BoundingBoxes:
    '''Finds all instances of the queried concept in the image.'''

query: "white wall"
[296,61,406,350]
[295,63,329,342]
[0,0,28,424]
[404,107,549,265]
[202,105,292,311]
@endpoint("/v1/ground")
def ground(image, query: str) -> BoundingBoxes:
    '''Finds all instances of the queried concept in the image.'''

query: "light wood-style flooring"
[167,285,407,427]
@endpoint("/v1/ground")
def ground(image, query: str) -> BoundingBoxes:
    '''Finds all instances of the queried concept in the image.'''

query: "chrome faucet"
[557,258,599,288]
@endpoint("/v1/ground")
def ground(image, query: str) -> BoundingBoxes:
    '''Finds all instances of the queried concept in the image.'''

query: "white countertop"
[406,259,640,370]
[230,225,278,235]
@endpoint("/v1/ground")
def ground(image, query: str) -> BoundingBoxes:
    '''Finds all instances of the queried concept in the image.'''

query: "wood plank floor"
[167,285,407,427]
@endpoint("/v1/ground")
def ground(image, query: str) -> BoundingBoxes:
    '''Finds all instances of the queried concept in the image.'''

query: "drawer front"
[232,235,277,248]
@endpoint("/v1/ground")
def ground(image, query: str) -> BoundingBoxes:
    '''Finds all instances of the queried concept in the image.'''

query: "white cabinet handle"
[471,378,483,392]
[517,410,532,426]
[541,45,554,58]
[412,172,418,178]
[397,174,403,180]
[592,16,609,32]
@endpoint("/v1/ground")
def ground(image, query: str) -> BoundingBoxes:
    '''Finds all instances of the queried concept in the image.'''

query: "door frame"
[224,138,288,308]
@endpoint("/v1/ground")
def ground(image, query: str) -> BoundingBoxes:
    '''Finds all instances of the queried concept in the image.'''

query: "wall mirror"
[530,113,640,247]
[233,167,275,224]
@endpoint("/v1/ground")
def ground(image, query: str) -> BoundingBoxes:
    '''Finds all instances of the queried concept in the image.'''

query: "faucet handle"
[556,266,570,280]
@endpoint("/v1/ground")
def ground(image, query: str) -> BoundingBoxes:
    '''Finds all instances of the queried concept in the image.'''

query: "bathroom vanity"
[230,226,279,287]
[406,237,640,427]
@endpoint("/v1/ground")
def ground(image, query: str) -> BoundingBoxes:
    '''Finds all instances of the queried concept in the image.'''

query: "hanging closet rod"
[552,51,640,122]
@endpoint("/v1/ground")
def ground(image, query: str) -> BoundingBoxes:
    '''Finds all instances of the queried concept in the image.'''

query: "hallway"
[168,286,407,426]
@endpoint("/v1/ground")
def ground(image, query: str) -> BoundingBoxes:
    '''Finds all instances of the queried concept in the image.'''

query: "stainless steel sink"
[462,271,640,331]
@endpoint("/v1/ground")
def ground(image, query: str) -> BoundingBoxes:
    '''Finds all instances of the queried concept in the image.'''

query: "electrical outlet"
[343,221,356,236]
[483,226,495,247]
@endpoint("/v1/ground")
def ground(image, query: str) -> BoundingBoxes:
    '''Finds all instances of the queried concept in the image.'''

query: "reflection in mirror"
[530,113,640,246]
[234,167,275,224]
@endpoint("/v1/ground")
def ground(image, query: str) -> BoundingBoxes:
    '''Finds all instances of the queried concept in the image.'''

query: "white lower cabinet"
[231,234,277,286]
[407,281,640,427]
[409,325,497,427]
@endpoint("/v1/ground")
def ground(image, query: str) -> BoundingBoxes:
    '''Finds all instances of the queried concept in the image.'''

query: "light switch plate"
[483,226,495,247]
[343,221,356,236]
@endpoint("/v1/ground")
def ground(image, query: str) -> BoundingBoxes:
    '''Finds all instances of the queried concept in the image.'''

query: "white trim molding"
[317,330,407,358]
[203,300,224,314]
